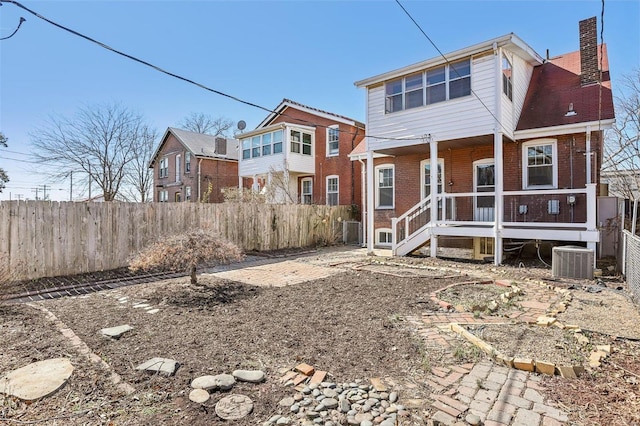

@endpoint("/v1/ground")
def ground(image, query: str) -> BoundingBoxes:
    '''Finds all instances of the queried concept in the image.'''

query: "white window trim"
[326,175,339,206]
[159,157,169,178]
[326,125,339,157]
[522,139,558,190]
[502,54,513,102]
[375,164,395,209]
[185,186,191,201]
[175,154,181,183]
[375,228,393,247]
[185,152,191,173]
[290,129,314,156]
[419,158,445,200]
[301,177,313,204]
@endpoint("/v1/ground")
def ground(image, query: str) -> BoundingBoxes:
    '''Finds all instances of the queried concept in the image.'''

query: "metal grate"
[623,230,640,303]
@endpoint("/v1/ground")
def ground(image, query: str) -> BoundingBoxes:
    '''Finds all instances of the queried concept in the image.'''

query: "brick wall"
[270,107,364,206]
[152,133,238,203]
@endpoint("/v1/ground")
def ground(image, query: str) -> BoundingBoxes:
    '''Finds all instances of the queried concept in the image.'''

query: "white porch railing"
[392,184,598,255]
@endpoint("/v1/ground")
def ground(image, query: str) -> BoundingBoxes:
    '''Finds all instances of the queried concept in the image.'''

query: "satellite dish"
[237,120,246,131]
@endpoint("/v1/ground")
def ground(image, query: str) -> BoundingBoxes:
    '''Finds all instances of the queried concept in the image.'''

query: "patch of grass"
[452,343,483,363]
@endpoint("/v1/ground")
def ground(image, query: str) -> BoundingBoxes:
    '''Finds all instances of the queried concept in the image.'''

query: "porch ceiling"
[375,134,496,156]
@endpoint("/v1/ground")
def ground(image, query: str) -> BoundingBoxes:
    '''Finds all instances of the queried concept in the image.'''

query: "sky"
[0,0,638,201]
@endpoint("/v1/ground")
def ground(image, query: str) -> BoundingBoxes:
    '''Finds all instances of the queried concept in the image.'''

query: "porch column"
[493,46,504,265]
[429,136,438,258]
[586,125,592,184]
[367,149,375,254]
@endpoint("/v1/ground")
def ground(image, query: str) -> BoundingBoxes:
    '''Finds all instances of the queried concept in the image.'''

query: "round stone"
[188,388,210,404]
[215,394,253,420]
[279,396,295,407]
[191,374,235,391]
[232,369,265,383]
[276,417,291,425]
[323,388,338,398]
[323,397,339,409]
[0,358,74,401]
[466,413,482,425]
[389,391,398,403]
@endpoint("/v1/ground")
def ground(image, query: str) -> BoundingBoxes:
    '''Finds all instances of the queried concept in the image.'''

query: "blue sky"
[1,0,638,201]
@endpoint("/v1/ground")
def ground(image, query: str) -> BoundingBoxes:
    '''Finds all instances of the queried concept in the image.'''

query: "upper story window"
[241,129,284,160]
[522,139,557,189]
[502,56,513,101]
[175,154,181,182]
[327,125,339,156]
[291,130,312,156]
[385,58,471,113]
[375,165,394,209]
[159,157,169,178]
[185,152,191,173]
[326,176,339,206]
[301,177,313,204]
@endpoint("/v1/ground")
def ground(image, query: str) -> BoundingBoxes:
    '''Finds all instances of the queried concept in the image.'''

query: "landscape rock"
[191,373,235,390]
[0,358,74,401]
[188,388,210,404]
[136,358,179,376]
[215,394,253,420]
[233,369,265,383]
[99,324,133,339]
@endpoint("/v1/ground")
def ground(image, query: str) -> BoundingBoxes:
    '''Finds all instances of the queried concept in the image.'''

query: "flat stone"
[323,397,338,409]
[100,324,133,339]
[279,396,295,407]
[215,394,253,420]
[136,358,179,376]
[147,309,160,314]
[535,360,556,376]
[189,388,210,404]
[465,413,481,425]
[232,369,265,383]
[0,358,74,401]
[191,373,235,390]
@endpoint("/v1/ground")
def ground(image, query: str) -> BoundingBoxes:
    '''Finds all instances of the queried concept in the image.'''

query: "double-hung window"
[326,176,339,206]
[262,133,272,156]
[185,186,191,201]
[385,58,471,113]
[241,129,284,159]
[185,152,191,173]
[251,136,261,158]
[159,158,169,178]
[522,140,557,188]
[376,165,394,208]
[327,126,339,156]
[273,130,283,154]
[301,178,313,204]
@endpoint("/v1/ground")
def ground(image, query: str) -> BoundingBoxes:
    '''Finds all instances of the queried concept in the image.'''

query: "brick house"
[237,99,365,206]
[351,17,614,264]
[150,127,239,203]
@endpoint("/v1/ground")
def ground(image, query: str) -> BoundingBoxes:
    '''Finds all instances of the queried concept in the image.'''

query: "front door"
[474,160,495,221]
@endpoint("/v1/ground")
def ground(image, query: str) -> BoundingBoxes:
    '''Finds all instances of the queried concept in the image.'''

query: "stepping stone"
[232,369,265,383]
[135,358,179,376]
[100,324,133,339]
[0,358,74,401]
[215,394,253,420]
[191,374,235,390]
[189,388,210,404]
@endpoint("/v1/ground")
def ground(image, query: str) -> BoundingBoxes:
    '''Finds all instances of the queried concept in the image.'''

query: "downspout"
[358,158,367,247]
[350,126,361,206]
[197,158,203,201]
[493,44,504,265]
[366,149,374,254]
[586,125,592,184]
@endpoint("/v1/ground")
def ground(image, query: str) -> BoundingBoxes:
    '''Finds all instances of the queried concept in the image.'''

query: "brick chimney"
[579,16,599,86]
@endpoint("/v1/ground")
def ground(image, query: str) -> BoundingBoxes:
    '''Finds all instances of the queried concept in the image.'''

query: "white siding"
[499,49,535,139]
[287,152,315,174]
[367,54,497,151]
[239,153,287,177]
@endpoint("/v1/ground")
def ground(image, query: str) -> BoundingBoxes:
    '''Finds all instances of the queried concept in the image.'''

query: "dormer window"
[385,58,471,113]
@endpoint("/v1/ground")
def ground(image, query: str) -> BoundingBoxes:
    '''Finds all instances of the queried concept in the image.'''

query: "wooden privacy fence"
[0,201,353,282]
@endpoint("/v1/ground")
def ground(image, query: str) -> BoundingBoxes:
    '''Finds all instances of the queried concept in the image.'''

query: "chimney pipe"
[579,16,599,86]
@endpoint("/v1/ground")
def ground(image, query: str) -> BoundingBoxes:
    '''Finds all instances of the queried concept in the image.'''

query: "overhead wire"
[0,16,25,40]
[0,0,420,143]
[394,0,511,135]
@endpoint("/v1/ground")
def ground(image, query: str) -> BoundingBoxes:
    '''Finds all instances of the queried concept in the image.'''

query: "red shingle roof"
[516,44,614,131]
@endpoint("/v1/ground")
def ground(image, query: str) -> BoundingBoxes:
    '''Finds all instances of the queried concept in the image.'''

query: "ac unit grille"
[342,221,362,245]
[552,246,594,279]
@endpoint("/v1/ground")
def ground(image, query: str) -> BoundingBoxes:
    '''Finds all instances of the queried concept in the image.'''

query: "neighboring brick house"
[237,99,365,206]
[149,127,239,203]
[351,17,614,264]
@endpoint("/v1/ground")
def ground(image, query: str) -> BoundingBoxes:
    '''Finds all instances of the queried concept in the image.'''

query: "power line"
[394,0,511,135]
[0,16,25,40]
[0,155,45,164]
[0,0,419,143]
[0,148,31,156]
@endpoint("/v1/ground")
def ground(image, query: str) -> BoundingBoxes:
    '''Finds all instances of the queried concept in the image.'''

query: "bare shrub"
[129,230,244,284]
[221,187,266,203]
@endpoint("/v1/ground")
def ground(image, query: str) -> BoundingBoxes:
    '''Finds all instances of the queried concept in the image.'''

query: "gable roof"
[257,98,365,129]
[516,44,615,132]
[150,127,238,167]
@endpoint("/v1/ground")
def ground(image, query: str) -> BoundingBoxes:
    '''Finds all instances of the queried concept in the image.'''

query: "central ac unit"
[552,246,594,279]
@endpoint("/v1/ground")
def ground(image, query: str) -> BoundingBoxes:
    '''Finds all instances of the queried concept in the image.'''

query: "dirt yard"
[1,247,639,425]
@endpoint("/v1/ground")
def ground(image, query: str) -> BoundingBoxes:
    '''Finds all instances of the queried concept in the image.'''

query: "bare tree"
[179,112,234,136]
[603,69,640,200]
[31,103,154,202]
[129,229,244,284]
[121,125,157,202]
[0,132,8,193]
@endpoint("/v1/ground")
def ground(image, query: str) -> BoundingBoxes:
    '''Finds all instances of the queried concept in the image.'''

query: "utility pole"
[88,163,92,200]
[41,184,50,200]
[33,187,40,200]
[69,171,73,201]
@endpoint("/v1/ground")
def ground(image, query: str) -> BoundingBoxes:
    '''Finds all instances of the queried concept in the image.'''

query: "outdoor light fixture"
[565,103,577,116]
